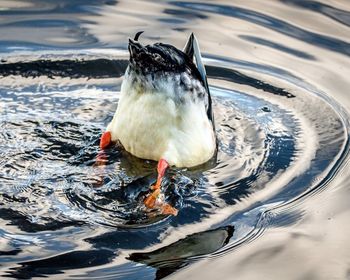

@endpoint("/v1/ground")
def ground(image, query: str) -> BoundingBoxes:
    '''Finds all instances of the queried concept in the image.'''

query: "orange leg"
[144,159,169,209]
[100,131,112,149]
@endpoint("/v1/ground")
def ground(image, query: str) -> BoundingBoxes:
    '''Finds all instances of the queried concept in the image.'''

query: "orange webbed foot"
[160,203,178,216]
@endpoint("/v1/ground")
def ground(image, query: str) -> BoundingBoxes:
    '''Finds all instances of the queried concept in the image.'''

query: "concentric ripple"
[0,51,348,278]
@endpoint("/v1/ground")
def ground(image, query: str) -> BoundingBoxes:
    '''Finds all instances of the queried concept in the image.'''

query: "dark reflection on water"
[0,59,128,78]
[163,8,208,20]
[0,1,349,279]
[206,66,295,98]
[128,226,234,279]
[9,249,116,279]
[238,35,316,60]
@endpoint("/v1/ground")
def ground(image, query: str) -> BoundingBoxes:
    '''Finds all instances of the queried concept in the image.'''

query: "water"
[0,1,350,279]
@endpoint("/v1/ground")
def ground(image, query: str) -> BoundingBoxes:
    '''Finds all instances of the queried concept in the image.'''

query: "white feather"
[106,69,216,168]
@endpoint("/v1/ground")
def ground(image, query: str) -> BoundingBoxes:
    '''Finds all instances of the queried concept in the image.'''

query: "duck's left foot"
[100,131,112,149]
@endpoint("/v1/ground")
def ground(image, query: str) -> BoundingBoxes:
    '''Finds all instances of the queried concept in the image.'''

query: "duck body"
[100,32,216,212]
[105,33,216,168]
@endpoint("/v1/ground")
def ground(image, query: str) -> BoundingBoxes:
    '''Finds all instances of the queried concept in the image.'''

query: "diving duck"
[100,32,216,213]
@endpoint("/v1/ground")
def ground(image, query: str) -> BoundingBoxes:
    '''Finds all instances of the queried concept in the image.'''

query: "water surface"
[1,1,350,279]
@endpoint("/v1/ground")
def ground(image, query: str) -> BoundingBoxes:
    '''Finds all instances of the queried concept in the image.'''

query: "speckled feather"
[128,37,213,122]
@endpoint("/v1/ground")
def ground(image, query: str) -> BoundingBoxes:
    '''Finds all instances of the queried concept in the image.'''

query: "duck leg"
[100,131,112,149]
[144,159,168,208]
[152,159,169,191]
[144,159,178,215]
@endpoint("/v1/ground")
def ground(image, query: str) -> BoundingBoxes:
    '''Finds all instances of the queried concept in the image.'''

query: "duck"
[99,32,216,214]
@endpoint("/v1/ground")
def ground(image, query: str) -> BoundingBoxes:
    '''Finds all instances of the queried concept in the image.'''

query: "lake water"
[1,1,350,279]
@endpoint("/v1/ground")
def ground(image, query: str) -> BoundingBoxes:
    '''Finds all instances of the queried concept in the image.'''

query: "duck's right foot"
[160,203,178,216]
[144,189,161,209]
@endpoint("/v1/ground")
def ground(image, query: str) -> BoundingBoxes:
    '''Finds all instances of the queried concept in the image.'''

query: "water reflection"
[129,226,234,279]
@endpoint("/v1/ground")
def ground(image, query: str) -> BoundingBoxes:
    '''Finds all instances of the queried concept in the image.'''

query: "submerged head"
[124,31,208,102]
